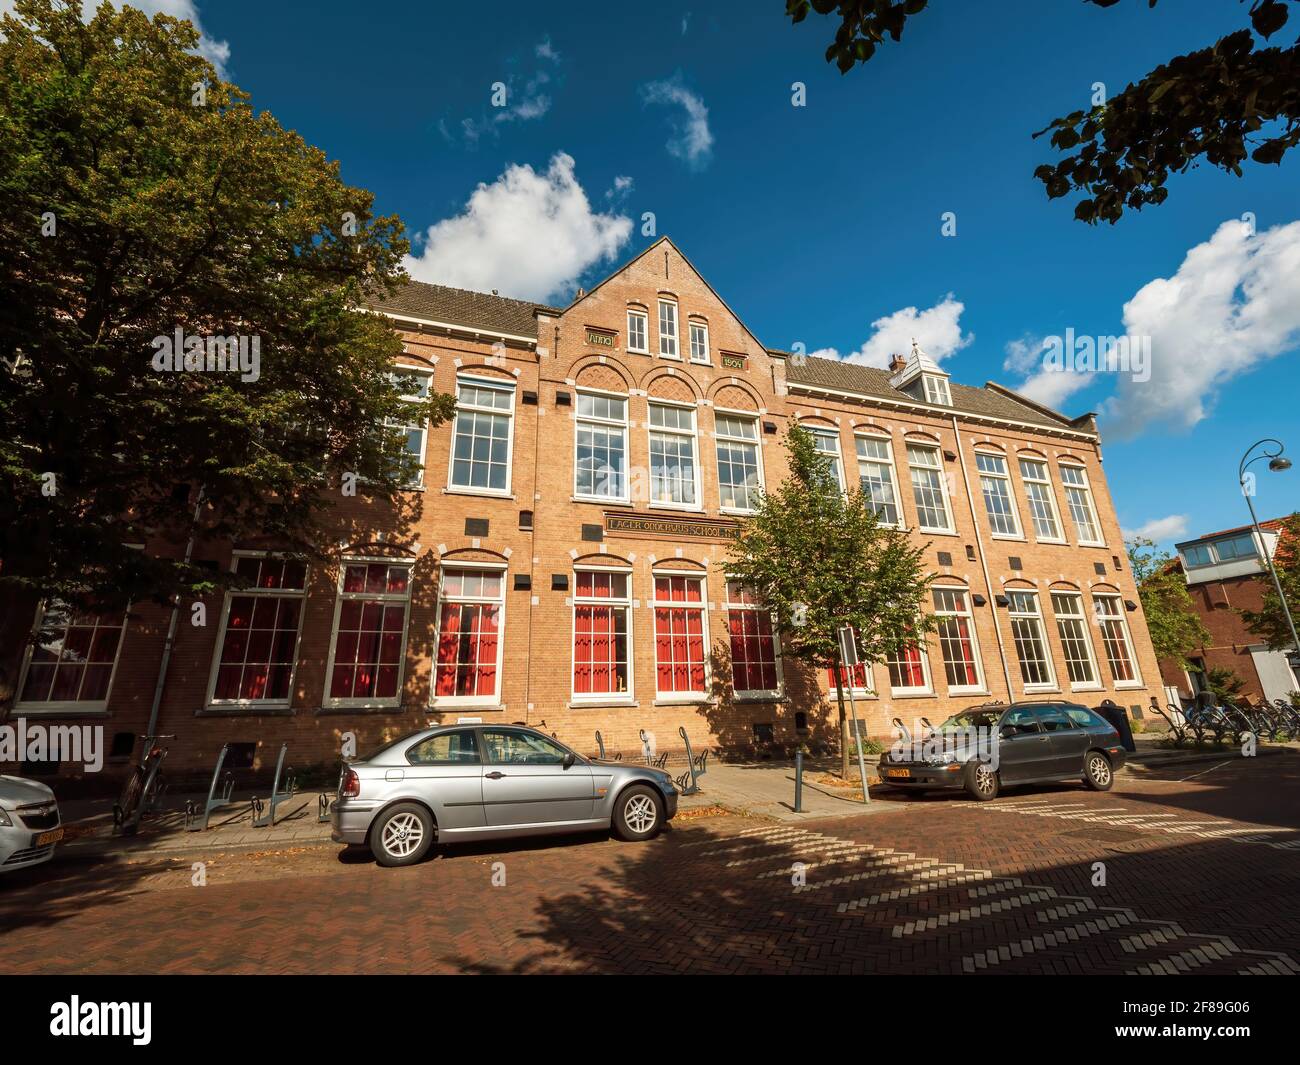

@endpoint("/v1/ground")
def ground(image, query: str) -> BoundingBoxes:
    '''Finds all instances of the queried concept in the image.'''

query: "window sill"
[648,503,704,514]
[658,353,682,362]
[990,533,1026,542]
[654,697,712,706]
[1022,687,1061,695]
[11,705,110,718]
[573,495,630,506]
[919,528,959,537]
[567,699,638,709]
[888,691,936,699]
[428,702,505,713]
[948,689,990,697]
[1076,541,1108,550]
[1070,683,1104,693]
[198,704,297,718]
[719,507,756,517]
[1114,682,1146,691]
[1034,537,1068,546]
[627,348,650,357]
[443,487,514,501]
[732,693,784,703]
[315,703,407,715]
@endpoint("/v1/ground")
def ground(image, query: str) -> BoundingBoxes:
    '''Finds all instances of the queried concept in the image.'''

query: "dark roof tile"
[367,279,558,339]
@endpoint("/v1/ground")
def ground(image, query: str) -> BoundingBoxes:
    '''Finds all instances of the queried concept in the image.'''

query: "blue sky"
[160,0,1300,548]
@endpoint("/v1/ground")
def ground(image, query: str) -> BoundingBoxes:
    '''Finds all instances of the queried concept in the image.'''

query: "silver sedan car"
[331,724,679,867]
[0,775,64,873]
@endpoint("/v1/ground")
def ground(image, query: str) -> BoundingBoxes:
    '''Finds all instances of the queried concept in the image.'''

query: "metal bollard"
[794,748,804,813]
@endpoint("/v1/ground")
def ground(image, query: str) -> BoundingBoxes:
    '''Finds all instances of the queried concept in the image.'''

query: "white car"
[0,775,63,872]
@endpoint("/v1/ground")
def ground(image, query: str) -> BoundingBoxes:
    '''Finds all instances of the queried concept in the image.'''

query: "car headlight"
[0,808,11,827]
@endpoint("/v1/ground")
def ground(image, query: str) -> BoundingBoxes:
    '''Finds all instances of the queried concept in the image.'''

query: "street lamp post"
[1238,439,1300,669]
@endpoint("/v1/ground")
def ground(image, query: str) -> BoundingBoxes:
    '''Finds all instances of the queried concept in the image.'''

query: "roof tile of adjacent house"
[369,277,1088,433]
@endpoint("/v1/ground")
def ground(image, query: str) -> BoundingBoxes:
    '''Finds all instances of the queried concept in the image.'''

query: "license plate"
[884,768,911,779]
[34,827,64,847]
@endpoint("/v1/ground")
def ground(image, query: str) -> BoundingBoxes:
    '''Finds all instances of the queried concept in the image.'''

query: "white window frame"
[906,441,954,533]
[723,580,784,700]
[626,309,649,354]
[570,566,635,705]
[1018,457,1065,543]
[1050,590,1102,692]
[648,399,702,510]
[855,433,903,528]
[14,600,128,715]
[932,586,986,695]
[574,387,630,504]
[809,426,846,491]
[714,409,765,514]
[650,569,712,702]
[387,366,434,489]
[323,556,415,709]
[1092,593,1144,689]
[975,450,1023,540]
[923,374,952,407]
[688,320,710,364]
[1007,589,1058,693]
[205,552,308,710]
[1059,462,1104,546]
[883,630,933,696]
[657,299,679,359]
[446,373,515,498]
[430,561,507,709]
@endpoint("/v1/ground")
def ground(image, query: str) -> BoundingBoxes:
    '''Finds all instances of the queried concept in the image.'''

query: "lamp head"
[1269,456,1293,472]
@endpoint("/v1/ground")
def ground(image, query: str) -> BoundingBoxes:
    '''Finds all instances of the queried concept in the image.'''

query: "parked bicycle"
[113,733,175,835]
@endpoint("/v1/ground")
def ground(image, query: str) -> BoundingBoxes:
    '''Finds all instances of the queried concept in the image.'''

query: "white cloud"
[0,1,233,76]
[458,38,561,145]
[1102,218,1300,438]
[809,295,972,368]
[605,175,634,203]
[403,152,633,304]
[535,36,559,61]
[1121,514,1190,543]
[641,74,713,170]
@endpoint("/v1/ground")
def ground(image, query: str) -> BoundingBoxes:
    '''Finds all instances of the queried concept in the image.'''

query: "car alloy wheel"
[973,765,997,796]
[624,793,658,834]
[1086,753,1112,789]
[381,812,424,859]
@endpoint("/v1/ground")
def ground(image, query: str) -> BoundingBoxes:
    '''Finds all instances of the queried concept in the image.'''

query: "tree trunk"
[832,652,849,779]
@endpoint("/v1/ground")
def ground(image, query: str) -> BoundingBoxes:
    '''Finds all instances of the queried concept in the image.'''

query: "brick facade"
[0,238,1163,783]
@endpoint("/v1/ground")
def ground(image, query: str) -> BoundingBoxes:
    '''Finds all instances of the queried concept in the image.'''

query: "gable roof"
[367,280,558,339]
[782,354,1088,433]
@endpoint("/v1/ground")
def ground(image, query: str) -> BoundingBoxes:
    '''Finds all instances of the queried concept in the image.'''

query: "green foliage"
[1239,512,1300,652]
[1126,536,1209,667]
[0,0,455,612]
[1205,665,1247,705]
[724,424,934,676]
[786,0,1300,223]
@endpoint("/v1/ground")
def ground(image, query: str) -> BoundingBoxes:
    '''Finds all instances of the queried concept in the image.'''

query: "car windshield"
[935,708,1003,730]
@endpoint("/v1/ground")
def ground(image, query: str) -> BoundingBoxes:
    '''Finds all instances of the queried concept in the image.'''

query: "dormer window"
[923,374,951,406]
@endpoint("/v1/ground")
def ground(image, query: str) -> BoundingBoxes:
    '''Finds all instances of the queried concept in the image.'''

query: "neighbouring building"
[1159,519,1300,706]
[0,238,1163,783]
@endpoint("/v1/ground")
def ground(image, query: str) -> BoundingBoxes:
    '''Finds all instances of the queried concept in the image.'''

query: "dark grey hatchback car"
[878,701,1128,801]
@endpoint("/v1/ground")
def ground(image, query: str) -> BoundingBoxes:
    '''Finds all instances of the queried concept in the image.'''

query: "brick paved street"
[2,753,1298,975]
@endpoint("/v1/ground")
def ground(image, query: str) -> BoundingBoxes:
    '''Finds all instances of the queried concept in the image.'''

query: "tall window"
[328,561,411,706]
[715,412,762,512]
[449,376,514,494]
[826,625,872,694]
[907,443,952,532]
[434,567,504,703]
[1051,591,1100,689]
[573,569,631,699]
[975,452,1021,537]
[653,574,708,696]
[658,299,679,358]
[649,402,699,507]
[923,375,952,406]
[1007,590,1055,691]
[725,582,780,696]
[18,602,126,711]
[627,309,648,354]
[810,428,844,490]
[884,635,930,694]
[209,555,307,706]
[1093,594,1141,685]
[1060,463,1102,544]
[933,587,983,692]
[1019,458,1063,541]
[856,435,901,526]
[689,321,710,363]
[575,390,629,501]
[388,368,433,487]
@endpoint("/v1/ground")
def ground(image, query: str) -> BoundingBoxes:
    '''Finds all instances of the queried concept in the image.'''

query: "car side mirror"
[1000,726,1016,740]
[562,752,576,769]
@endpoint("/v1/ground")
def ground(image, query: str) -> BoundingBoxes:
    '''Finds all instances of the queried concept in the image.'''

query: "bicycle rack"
[639,729,668,769]
[185,744,235,832]
[891,717,912,742]
[595,730,621,761]
[251,744,297,828]
[672,727,708,795]
[318,765,344,824]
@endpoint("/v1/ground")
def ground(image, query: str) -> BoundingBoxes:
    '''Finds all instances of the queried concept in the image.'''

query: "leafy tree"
[1126,536,1210,667]
[1239,512,1300,652]
[785,0,1300,223]
[0,0,454,615]
[1205,664,1247,705]
[723,425,934,777]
